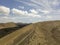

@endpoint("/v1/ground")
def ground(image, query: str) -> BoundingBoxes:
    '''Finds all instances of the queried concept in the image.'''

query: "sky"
[0,0,60,23]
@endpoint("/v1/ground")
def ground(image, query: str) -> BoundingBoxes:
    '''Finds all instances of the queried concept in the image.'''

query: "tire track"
[16,30,35,45]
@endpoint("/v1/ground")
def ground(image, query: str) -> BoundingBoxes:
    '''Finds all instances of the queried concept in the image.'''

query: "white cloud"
[2,16,9,19]
[16,0,38,7]
[52,0,59,5]
[46,15,52,19]
[38,9,50,14]
[42,10,50,14]
[31,0,53,10]
[16,0,60,15]
[16,0,46,10]
[16,0,59,16]
[12,8,41,18]
[30,9,38,14]
[12,8,27,15]
[0,6,10,15]
[28,13,41,17]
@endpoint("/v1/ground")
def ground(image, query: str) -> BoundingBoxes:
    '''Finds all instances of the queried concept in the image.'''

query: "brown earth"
[0,21,60,45]
[0,22,17,29]
[27,21,60,45]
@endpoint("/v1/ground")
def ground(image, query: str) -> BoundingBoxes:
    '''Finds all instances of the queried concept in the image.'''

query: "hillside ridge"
[27,21,60,45]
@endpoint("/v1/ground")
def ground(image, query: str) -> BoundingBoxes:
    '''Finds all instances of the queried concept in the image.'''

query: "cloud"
[16,0,38,7]
[12,8,27,15]
[0,6,10,15]
[16,0,45,10]
[18,6,24,9]
[0,0,60,23]
[38,9,50,14]
[27,13,41,17]
[16,0,60,14]
[17,0,56,14]
[46,15,52,19]
[52,0,60,5]
[30,0,52,10]
[12,8,41,18]
[2,16,9,19]
[29,9,38,14]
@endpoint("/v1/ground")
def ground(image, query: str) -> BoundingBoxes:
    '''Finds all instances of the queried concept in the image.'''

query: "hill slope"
[0,22,29,38]
[0,21,60,45]
[0,22,17,29]
[26,21,60,45]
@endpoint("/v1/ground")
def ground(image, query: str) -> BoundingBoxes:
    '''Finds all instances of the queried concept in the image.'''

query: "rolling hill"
[0,21,60,45]
[0,22,29,38]
[25,21,60,45]
[0,22,17,29]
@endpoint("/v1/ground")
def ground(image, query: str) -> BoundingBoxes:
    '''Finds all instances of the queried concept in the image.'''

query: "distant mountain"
[0,22,29,29]
[16,23,30,28]
[0,22,30,38]
[0,22,17,29]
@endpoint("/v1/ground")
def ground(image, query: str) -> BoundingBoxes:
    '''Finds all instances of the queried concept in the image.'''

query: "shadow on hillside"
[0,24,29,38]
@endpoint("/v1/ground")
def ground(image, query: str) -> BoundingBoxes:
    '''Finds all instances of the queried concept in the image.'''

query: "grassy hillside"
[0,22,30,29]
[26,21,60,45]
[0,22,29,38]
[0,22,17,29]
[0,21,60,45]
